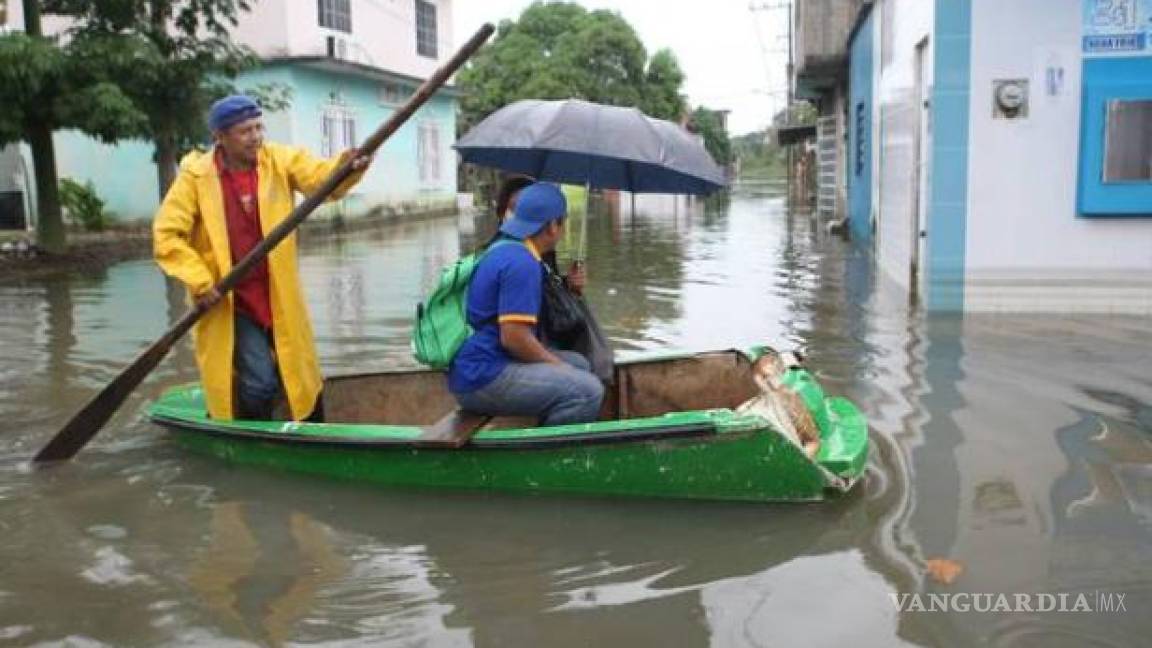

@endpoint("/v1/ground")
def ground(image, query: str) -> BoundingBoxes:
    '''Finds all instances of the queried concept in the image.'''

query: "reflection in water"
[186,502,347,646]
[1,179,1151,646]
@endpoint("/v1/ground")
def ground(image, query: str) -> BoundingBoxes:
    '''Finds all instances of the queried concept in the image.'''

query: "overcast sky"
[454,0,792,135]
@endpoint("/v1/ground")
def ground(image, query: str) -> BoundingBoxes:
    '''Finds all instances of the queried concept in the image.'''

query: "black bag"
[540,264,615,383]
[541,264,586,347]
[568,298,615,383]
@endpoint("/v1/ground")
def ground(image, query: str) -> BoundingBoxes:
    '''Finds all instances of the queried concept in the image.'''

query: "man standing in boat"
[153,95,372,421]
[449,182,604,425]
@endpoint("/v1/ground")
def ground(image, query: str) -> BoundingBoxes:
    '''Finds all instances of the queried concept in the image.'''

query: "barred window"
[417,122,441,183]
[416,0,438,58]
[322,104,357,158]
[318,0,351,33]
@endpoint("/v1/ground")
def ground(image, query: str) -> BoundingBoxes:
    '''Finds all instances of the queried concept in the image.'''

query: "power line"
[748,1,794,110]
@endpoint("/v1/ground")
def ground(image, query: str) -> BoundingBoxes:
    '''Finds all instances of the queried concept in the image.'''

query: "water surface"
[2,179,1150,646]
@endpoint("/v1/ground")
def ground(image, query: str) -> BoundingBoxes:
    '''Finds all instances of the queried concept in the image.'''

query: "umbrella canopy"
[455,99,727,195]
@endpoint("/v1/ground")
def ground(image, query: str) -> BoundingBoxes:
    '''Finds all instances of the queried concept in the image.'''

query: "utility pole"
[750,1,795,205]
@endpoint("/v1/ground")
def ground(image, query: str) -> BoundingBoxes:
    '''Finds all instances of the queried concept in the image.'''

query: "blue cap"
[500,183,567,239]
[208,95,262,133]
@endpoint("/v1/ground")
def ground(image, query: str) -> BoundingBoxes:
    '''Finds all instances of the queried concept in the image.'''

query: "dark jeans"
[455,351,604,426]
[234,313,283,420]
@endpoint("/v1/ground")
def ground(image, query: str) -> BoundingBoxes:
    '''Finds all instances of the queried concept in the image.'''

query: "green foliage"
[642,49,687,122]
[59,178,108,231]
[775,101,817,127]
[0,20,149,252]
[0,31,146,146]
[457,2,688,131]
[245,83,294,114]
[732,130,786,177]
[45,0,262,152]
[689,107,733,166]
[44,1,290,194]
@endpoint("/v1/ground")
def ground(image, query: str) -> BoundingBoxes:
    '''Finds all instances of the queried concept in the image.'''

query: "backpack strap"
[482,237,522,256]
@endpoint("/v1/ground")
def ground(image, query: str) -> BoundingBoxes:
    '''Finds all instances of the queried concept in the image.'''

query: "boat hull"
[147,348,868,502]
[158,417,851,502]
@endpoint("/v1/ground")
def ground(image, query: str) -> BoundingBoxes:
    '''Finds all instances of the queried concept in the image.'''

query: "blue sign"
[1084,33,1148,52]
[1082,0,1152,55]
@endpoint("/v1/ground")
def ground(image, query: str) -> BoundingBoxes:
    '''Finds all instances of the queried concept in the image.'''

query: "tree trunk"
[21,0,41,36]
[155,136,178,200]
[23,0,66,254]
[29,122,66,254]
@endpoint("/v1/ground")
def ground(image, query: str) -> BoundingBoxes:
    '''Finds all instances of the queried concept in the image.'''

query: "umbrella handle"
[578,182,590,262]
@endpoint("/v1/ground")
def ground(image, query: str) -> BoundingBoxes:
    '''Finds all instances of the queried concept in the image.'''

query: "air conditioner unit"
[326,35,348,60]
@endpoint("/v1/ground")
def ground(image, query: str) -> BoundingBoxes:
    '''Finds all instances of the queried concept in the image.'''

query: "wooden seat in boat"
[416,409,493,447]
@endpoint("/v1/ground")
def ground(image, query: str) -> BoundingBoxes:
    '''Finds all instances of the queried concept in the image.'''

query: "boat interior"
[320,350,761,446]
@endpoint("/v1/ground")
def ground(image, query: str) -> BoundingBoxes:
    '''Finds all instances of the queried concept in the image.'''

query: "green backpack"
[411,240,516,369]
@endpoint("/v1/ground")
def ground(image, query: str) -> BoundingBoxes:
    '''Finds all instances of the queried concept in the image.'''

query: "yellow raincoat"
[153,143,366,420]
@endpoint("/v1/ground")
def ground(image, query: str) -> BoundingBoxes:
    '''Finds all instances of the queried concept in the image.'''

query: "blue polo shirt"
[447,237,544,394]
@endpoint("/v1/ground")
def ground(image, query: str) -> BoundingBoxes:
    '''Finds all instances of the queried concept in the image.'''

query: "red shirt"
[216,150,273,329]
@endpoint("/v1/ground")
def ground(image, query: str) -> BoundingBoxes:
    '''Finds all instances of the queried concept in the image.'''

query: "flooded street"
[2,179,1151,646]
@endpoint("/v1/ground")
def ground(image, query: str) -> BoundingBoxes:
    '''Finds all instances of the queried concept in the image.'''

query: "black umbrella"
[455,99,727,195]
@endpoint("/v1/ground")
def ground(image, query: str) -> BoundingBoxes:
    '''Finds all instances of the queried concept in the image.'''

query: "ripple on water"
[0,626,32,642]
[86,525,128,541]
[80,546,152,587]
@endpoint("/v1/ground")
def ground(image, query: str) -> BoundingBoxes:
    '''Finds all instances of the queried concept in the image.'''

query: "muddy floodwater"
[2,179,1150,646]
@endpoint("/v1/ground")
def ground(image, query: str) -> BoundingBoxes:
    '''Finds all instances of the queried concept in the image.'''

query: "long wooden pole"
[33,23,496,464]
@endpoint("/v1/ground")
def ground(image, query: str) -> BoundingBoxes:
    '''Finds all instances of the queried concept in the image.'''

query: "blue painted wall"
[48,61,458,223]
[848,9,875,243]
[928,0,972,312]
[251,63,459,217]
[1077,56,1152,217]
[53,133,160,221]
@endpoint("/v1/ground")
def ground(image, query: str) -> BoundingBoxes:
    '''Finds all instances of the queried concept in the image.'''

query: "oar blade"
[33,338,174,463]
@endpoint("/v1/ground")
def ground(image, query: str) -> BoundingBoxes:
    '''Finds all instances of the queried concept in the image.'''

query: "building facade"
[0,0,459,227]
[819,0,1152,313]
[793,0,862,221]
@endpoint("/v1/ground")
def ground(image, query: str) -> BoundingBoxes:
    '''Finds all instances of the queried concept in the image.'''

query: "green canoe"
[146,347,868,502]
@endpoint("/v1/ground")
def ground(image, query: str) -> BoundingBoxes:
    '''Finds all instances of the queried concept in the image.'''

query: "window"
[321,102,357,158]
[416,0,438,58]
[1103,99,1152,182]
[318,0,351,33]
[379,81,411,106]
[1077,57,1152,216]
[417,122,441,183]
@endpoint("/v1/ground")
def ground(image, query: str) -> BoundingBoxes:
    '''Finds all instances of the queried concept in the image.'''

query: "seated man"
[448,183,604,425]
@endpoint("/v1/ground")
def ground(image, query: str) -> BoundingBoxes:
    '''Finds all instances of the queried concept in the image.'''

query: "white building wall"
[868,10,883,242]
[874,0,934,292]
[966,0,1152,313]
[232,0,455,80]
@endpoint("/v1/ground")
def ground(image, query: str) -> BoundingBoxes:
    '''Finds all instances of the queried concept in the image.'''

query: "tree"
[45,0,288,198]
[732,129,786,177]
[457,2,687,131]
[689,107,733,167]
[641,49,687,122]
[0,0,145,253]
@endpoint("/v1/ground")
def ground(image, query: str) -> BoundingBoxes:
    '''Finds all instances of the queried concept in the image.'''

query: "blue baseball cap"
[208,95,262,133]
[500,183,567,239]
